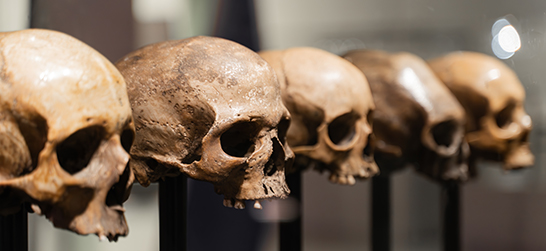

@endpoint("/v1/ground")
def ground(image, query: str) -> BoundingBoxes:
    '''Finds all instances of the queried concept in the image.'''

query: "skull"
[0,29,135,241]
[428,51,533,170]
[115,36,293,209]
[344,50,469,181]
[259,47,378,185]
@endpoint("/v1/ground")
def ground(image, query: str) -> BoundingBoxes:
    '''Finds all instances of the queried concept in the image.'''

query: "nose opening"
[277,117,290,146]
[362,133,375,161]
[105,160,132,210]
[263,137,284,177]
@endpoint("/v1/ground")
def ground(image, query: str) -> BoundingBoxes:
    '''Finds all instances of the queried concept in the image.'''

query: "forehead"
[441,53,525,103]
[393,53,462,114]
[118,37,285,121]
[282,48,373,117]
[0,30,130,137]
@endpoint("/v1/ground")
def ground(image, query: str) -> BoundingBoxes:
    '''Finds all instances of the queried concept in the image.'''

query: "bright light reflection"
[398,68,433,112]
[491,17,521,60]
[498,25,521,53]
[486,69,500,81]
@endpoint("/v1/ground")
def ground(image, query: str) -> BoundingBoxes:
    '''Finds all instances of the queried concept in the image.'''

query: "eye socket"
[120,128,134,153]
[277,117,290,145]
[431,119,458,147]
[221,122,260,158]
[495,102,516,129]
[328,112,359,146]
[18,115,48,172]
[56,126,105,175]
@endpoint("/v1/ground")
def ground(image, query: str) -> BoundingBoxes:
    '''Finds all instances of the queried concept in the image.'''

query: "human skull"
[428,51,533,170]
[0,29,135,241]
[259,47,377,185]
[344,50,468,181]
[115,36,293,209]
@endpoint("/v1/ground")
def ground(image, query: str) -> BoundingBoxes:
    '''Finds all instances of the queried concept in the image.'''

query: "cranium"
[344,50,468,181]
[259,47,378,185]
[0,29,135,241]
[428,51,533,170]
[115,36,293,209]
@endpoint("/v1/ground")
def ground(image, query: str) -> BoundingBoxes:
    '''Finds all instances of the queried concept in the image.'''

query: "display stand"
[0,208,28,251]
[442,181,460,251]
[371,174,391,251]
[279,172,302,251]
[159,175,188,251]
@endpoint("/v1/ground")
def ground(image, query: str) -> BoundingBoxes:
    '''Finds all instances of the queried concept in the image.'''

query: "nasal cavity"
[263,138,284,177]
[362,133,375,161]
[431,120,458,147]
[221,122,259,158]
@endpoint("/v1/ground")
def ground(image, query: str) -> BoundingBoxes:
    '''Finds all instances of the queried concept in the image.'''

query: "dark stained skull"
[344,50,469,181]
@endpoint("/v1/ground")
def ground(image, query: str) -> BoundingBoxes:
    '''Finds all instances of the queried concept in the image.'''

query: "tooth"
[338,175,348,184]
[99,235,108,242]
[110,205,126,212]
[30,204,42,215]
[234,200,245,209]
[223,199,234,208]
[347,175,356,185]
[254,200,263,210]
[359,169,367,177]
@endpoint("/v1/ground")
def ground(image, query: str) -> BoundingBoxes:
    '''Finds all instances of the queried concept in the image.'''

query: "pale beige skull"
[0,29,135,241]
[259,47,378,185]
[428,51,533,170]
[344,50,468,181]
[116,36,293,209]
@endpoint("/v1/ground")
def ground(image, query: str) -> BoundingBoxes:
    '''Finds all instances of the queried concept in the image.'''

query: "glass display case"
[1,0,545,250]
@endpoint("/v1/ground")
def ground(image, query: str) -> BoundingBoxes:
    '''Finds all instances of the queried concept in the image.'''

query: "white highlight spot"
[522,115,532,128]
[486,69,501,82]
[498,25,521,53]
[491,17,521,59]
[398,68,433,112]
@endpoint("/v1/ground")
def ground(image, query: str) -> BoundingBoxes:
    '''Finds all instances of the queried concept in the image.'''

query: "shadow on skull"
[0,29,135,241]
[259,47,378,185]
[344,50,469,182]
[116,36,294,209]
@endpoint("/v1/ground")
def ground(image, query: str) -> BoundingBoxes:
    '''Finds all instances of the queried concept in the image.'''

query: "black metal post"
[371,174,390,251]
[0,209,28,251]
[159,175,188,251]
[442,181,460,251]
[214,0,260,51]
[280,172,302,251]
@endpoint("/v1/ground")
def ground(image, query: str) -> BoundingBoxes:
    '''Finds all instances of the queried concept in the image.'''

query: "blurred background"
[2,0,546,250]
